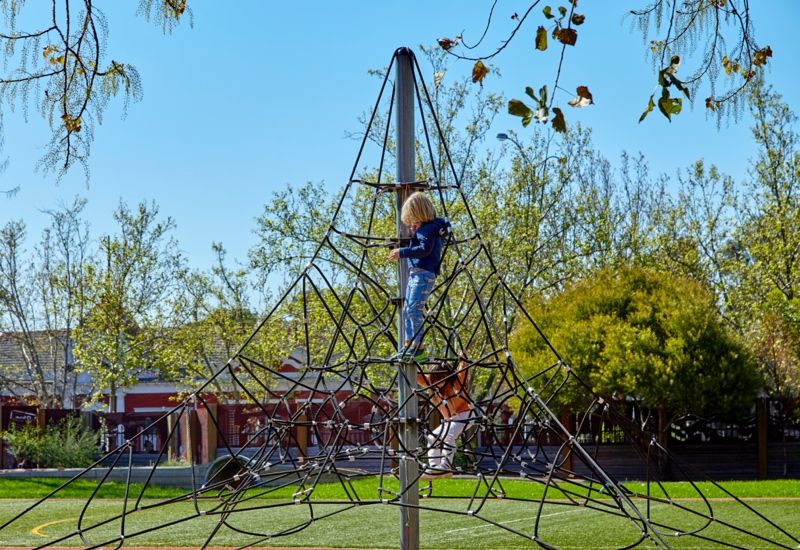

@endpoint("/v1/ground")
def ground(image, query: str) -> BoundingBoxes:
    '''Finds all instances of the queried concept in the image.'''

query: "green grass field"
[0,478,798,548]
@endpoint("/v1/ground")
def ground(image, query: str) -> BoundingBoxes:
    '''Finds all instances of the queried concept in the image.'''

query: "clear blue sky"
[1,1,797,274]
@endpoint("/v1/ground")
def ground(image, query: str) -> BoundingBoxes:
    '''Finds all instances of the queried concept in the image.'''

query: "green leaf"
[543,6,554,18]
[558,6,567,16]
[525,86,537,101]
[670,97,683,115]
[551,107,567,133]
[658,95,683,121]
[672,77,690,99]
[639,94,655,123]
[508,99,534,127]
[535,26,548,51]
[538,85,548,108]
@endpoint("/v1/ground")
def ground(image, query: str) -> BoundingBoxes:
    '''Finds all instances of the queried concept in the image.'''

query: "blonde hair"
[401,192,436,226]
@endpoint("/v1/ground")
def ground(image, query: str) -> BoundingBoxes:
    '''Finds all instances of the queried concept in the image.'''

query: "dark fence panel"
[92,412,169,455]
[568,442,800,481]
[0,405,38,468]
[3,398,800,477]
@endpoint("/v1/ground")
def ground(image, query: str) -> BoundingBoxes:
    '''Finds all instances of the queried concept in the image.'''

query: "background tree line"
[0,53,797,422]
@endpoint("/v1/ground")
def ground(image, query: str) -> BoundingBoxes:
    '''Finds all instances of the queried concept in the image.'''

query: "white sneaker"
[420,468,453,480]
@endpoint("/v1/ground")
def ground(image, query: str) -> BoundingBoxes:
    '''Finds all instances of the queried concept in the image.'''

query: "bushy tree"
[737,86,800,399]
[161,243,263,400]
[73,200,184,411]
[0,198,90,406]
[510,266,761,427]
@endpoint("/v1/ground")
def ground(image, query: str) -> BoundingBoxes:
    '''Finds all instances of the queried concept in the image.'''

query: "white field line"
[442,501,671,536]
[443,508,587,534]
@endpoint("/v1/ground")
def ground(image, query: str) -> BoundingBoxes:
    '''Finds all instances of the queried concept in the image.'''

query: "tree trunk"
[110,379,117,413]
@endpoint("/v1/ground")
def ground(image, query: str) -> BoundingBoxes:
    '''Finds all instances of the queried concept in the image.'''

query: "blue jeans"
[404,268,436,350]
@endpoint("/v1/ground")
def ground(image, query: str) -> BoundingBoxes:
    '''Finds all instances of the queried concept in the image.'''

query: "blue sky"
[1,1,797,274]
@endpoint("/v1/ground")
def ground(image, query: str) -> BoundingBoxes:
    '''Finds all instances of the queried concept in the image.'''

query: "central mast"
[395,46,419,550]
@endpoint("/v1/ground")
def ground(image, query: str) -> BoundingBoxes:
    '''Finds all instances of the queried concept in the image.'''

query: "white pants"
[427,410,473,470]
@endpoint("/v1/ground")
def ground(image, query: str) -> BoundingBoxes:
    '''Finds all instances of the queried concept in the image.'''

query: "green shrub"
[1,416,101,468]
[1,422,40,467]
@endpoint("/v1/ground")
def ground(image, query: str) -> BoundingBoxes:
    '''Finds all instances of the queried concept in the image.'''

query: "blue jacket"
[399,217,447,275]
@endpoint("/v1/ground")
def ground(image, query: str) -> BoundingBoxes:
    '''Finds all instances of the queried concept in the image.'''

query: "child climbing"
[388,191,448,362]
[417,353,473,479]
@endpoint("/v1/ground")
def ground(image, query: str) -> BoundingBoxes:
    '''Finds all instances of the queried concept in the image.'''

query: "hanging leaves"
[720,46,770,88]
[472,60,489,84]
[509,4,587,129]
[535,26,548,51]
[541,5,578,47]
[641,55,689,122]
[553,27,577,46]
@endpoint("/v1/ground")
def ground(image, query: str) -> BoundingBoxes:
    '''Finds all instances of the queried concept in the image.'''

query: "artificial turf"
[0,478,797,548]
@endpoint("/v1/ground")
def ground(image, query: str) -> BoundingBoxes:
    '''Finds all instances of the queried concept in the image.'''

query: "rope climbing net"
[1,49,798,550]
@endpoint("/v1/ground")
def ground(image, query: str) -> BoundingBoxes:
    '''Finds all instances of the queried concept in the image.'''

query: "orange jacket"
[417,362,471,420]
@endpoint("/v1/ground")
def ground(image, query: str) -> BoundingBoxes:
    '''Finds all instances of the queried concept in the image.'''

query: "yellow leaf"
[61,114,82,133]
[753,46,772,67]
[535,26,548,51]
[472,60,489,85]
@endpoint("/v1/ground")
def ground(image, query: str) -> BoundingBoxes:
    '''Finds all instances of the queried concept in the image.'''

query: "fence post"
[0,405,4,469]
[196,404,218,465]
[166,412,179,462]
[180,409,198,464]
[757,396,768,480]
[296,410,308,460]
[559,407,573,472]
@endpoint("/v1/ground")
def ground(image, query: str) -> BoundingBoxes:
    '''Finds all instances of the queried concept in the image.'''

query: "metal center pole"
[395,46,419,550]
